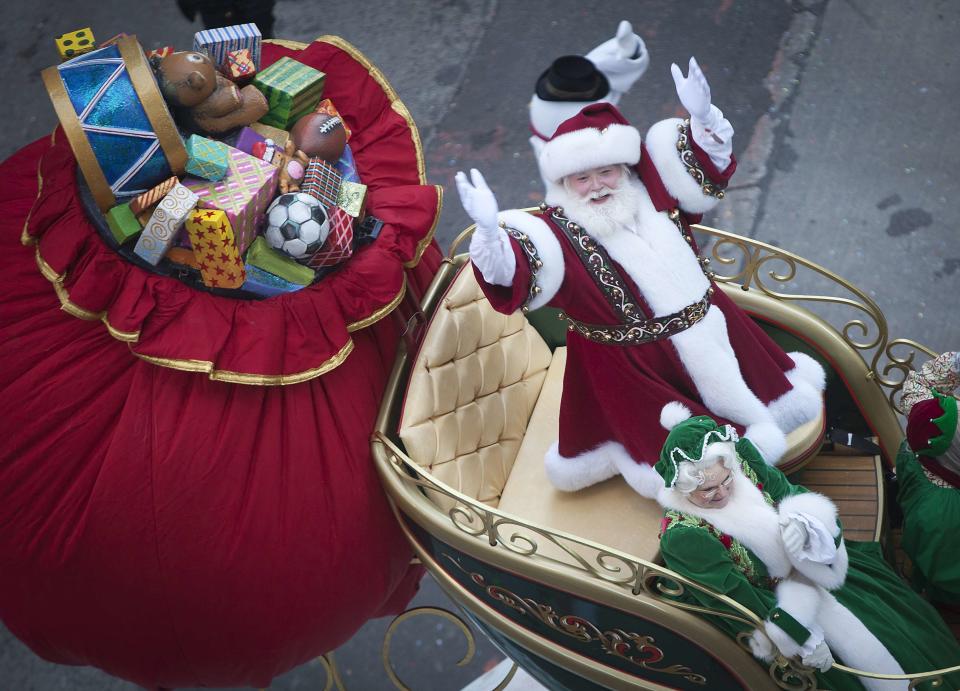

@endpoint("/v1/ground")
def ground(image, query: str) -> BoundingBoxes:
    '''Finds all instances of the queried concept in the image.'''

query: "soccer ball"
[264,192,330,260]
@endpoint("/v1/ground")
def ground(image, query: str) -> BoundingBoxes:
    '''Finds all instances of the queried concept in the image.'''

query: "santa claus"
[455,57,825,498]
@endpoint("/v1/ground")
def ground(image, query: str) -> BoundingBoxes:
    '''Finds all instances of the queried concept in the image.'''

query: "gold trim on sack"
[677,119,725,199]
[404,185,443,269]
[117,37,187,175]
[347,277,407,332]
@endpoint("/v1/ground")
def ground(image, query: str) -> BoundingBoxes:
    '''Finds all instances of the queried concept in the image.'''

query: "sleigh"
[371,221,960,690]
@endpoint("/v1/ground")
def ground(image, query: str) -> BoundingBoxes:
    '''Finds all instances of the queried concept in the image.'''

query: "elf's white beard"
[557,174,644,239]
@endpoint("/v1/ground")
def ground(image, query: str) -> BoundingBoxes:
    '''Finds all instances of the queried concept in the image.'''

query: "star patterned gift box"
[185,208,246,289]
[182,146,279,254]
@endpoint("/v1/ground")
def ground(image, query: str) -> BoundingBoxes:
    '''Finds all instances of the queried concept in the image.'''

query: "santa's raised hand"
[456,168,500,236]
[671,56,713,124]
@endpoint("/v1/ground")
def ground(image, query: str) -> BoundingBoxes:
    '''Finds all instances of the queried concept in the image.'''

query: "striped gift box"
[253,57,325,130]
[182,147,278,254]
[193,23,261,70]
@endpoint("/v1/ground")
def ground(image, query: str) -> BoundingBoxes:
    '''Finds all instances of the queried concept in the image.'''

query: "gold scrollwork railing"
[375,432,960,690]
[695,224,937,414]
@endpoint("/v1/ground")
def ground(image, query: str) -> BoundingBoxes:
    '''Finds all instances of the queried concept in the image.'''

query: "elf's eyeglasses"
[696,473,734,500]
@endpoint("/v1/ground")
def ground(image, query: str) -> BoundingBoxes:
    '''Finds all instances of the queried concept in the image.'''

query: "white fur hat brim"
[538,123,641,183]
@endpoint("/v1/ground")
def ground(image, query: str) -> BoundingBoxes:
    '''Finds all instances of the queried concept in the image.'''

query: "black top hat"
[535,55,610,102]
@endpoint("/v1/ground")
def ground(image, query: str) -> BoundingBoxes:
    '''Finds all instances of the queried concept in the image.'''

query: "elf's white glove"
[456,169,515,287]
[801,640,835,673]
[748,628,776,662]
[670,57,734,170]
[586,20,650,96]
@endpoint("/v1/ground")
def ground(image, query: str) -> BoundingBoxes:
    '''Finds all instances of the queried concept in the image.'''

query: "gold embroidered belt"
[561,291,711,346]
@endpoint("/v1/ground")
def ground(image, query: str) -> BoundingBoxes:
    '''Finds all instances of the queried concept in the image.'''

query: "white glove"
[780,516,809,556]
[671,57,714,125]
[585,20,650,95]
[801,640,835,672]
[456,168,500,235]
[748,628,776,662]
[456,169,515,287]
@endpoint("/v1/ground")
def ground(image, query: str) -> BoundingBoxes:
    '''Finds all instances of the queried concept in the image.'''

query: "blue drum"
[42,36,186,212]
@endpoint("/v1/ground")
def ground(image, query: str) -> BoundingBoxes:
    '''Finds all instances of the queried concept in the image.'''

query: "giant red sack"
[0,38,441,688]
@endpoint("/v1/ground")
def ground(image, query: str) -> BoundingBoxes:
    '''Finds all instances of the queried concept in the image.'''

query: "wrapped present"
[301,158,342,210]
[241,264,307,297]
[182,146,278,254]
[249,122,290,151]
[314,99,351,140]
[185,134,229,181]
[130,175,178,215]
[336,180,367,219]
[105,202,142,244]
[134,183,198,265]
[193,23,261,71]
[234,126,265,156]
[334,144,360,184]
[55,28,96,61]
[99,33,128,48]
[146,46,175,59]
[305,206,353,269]
[246,237,315,285]
[41,37,187,212]
[253,57,325,130]
[184,209,246,289]
[225,48,256,81]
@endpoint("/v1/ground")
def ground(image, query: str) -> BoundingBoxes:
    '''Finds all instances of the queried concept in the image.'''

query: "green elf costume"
[655,402,960,691]
[898,350,960,605]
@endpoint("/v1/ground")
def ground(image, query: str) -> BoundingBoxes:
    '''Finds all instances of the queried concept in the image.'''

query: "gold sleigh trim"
[22,37,442,385]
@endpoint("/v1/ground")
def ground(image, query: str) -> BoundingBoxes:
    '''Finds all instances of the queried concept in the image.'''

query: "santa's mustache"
[589,187,616,200]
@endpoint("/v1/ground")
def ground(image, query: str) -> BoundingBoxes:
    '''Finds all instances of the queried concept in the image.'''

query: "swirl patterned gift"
[0,36,442,689]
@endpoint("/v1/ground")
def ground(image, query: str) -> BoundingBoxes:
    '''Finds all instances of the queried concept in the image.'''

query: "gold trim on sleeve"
[404,184,443,269]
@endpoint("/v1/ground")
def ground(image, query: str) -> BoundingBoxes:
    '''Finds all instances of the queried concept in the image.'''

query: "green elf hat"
[906,389,958,457]
[654,402,740,489]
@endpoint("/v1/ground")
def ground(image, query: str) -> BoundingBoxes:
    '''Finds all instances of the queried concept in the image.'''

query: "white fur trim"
[748,629,776,663]
[497,210,564,310]
[660,402,692,430]
[787,351,827,392]
[766,578,824,656]
[538,123,641,183]
[778,493,848,589]
[645,118,722,215]
[744,421,787,466]
[818,592,905,691]
[611,452,664,498]
[543,440,621,491]
[529,96,611,142]
[766,379,823,434]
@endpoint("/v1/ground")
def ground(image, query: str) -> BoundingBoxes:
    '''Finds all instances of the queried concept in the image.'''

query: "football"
[290,112,348,163]
[264,192,330,261]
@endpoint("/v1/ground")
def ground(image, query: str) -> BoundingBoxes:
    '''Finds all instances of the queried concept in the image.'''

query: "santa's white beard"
[555,176,644,238]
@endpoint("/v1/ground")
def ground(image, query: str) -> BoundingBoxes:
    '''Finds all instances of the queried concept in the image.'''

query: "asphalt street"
[1,0,958,689]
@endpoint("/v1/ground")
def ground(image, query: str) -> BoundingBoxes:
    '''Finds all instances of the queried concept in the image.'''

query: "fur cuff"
[787,352,827,392]
[766,579,824,657]
[498,210,564,310]
[744,421,787,466]
[767,379,823,434]
[644,118,721,215]
[544,441,622,491]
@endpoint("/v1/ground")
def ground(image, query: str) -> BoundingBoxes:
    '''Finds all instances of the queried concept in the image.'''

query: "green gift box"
[185,134,229,181]
[106,202,141,244]
[245,237,316,285]
[253,57,325,129]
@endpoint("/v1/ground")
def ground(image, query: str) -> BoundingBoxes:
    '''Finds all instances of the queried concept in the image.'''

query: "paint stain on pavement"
[885,208,932,237]
[934,258,960,278]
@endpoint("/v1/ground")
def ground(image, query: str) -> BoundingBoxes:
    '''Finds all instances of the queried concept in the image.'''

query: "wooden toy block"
[56,28,96,61]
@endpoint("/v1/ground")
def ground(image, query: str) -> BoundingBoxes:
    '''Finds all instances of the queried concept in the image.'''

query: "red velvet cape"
[0,38,441,688]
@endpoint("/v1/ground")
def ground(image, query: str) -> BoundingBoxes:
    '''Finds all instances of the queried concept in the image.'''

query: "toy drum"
[42,36,186,212]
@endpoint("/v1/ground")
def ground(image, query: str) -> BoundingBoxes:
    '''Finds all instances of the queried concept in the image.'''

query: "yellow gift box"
[185,209,246,289]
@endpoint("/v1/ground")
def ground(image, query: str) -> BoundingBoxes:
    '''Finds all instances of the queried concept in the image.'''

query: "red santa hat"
[537,102,641,184]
